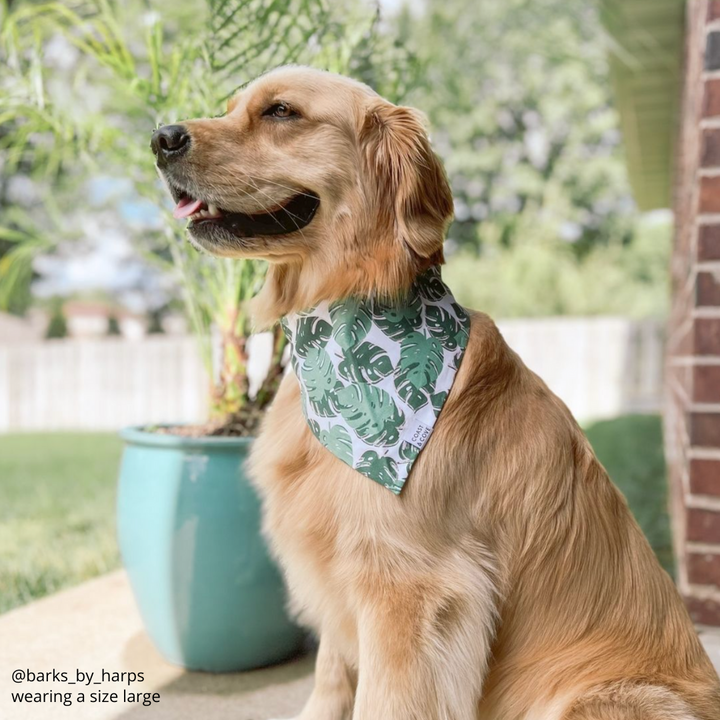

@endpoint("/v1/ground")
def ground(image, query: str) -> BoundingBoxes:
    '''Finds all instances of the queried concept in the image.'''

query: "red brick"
[690,458,720,495]
[701,129,720,167]
[698,224,720,261]
[694,365,720,402]
[697,271,720,306]
[696,318,720,354]
[687,508,720,543]
[710,1,720,22]
[699,176,720,213]
[685,596,720,626]
[690,412,720,446]
[687,552,720,586]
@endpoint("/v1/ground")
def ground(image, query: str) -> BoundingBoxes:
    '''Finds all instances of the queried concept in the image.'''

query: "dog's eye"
[263,102,297,119]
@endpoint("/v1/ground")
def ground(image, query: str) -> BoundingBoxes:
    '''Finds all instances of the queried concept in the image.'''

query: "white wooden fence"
[0,317,664,432]
[0,337,208,432]
[497,317,664,422]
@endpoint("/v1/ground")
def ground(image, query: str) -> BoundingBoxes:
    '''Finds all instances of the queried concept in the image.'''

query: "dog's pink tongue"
[173,196,203,219]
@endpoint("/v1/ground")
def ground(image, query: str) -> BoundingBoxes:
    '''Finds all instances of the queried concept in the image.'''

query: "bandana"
[281,266,470,494]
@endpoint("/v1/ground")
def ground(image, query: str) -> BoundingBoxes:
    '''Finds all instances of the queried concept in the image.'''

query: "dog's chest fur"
[248,312,503,658]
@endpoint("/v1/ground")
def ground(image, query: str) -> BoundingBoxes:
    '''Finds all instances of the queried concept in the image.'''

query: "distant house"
[63,301,110,338]
[602,0,720,627]
[63,301,146,340]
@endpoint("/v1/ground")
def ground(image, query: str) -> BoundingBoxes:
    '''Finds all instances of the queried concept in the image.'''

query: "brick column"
[666,1,720,627]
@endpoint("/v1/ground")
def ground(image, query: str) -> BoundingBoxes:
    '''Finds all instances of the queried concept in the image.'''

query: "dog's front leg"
[352,575,496,720]
[272,634,356,720]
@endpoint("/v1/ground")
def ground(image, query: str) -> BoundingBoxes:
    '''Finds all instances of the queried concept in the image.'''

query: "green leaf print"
[369,293,423,341]
[286,262,467,493]
[294,316,332,358]
[337,342,394,383]
[416,268,447,301]
[452,303,470,347]
[395,332,443,411]
[301,347,341,417]
[397,383,427,411]
[317,424,354,466]
[356,451,399,487]
[426,305,461,350]
[334,384,404,446]
[280,317,293,344]
[329,298,372,350]
[430,390,448,412]
[399,441,420,462]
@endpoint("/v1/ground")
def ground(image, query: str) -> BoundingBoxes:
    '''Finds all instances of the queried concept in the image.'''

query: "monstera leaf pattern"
[369,292,423,341]
[329,298,372,349]
[356,452,402,492]
[338,341,393,383]
[317,425,354,466]
[430,390,448,413]
[281,265,469,494]
[399,441,420,463]
[426,304,467,351]
[417,269,448,302]
[334,384,404,445]
[301,347,340,417]
[395,332,444,411]
[294,316,332,357]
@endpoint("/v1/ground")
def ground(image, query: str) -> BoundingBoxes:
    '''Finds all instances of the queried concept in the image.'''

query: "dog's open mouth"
[170,188,320,238]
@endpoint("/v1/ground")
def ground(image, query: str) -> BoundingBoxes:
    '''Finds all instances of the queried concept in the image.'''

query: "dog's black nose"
[151,124,190,165]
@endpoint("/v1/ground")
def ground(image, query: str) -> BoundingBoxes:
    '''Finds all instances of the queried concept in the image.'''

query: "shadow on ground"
[117,630,314,720]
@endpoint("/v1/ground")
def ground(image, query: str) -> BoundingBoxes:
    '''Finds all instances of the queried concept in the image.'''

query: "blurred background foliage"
[0,0,418,423]
[0,0,670,329]
[400,0,669,317]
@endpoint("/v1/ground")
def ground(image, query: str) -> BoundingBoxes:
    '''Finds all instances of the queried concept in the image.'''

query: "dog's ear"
[361,101,453,260]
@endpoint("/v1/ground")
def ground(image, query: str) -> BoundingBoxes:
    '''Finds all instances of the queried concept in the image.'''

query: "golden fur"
[159,66,720,719]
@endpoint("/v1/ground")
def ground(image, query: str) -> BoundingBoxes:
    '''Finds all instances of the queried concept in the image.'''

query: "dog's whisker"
[243,180,299,233]
[242,175,320,203]
[245,177,308,239]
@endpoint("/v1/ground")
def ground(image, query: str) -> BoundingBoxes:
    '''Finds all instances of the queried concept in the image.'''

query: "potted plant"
[0,0,415,671]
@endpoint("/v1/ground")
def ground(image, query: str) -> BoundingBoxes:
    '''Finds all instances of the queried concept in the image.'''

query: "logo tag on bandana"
[281,266,470,494]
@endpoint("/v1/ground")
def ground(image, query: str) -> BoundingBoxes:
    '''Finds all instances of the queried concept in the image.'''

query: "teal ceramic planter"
[117,427,304,672]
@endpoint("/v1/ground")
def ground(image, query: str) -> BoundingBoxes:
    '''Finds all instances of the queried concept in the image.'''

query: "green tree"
[106,315,121,336]
[147,309,165,334]
[444,211,671,318]
[403,0,634,255]
[45,299,68,339]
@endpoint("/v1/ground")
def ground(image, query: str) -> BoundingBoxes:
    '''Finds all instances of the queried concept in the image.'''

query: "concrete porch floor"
[1,571,719,720]
[0,571,314,720]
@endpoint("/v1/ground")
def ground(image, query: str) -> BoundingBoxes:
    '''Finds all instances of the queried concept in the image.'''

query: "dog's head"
[151,66,453,325]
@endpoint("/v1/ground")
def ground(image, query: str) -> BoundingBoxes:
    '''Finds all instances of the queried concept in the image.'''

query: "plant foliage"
[0,0,416,430]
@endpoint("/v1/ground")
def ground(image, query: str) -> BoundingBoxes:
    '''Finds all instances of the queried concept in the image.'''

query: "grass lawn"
[585,414,674,575]
[0,416,672,613]
[0,433,122,614]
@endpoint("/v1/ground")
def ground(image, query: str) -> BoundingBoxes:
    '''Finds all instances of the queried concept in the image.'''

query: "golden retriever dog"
[151,66,720,720]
